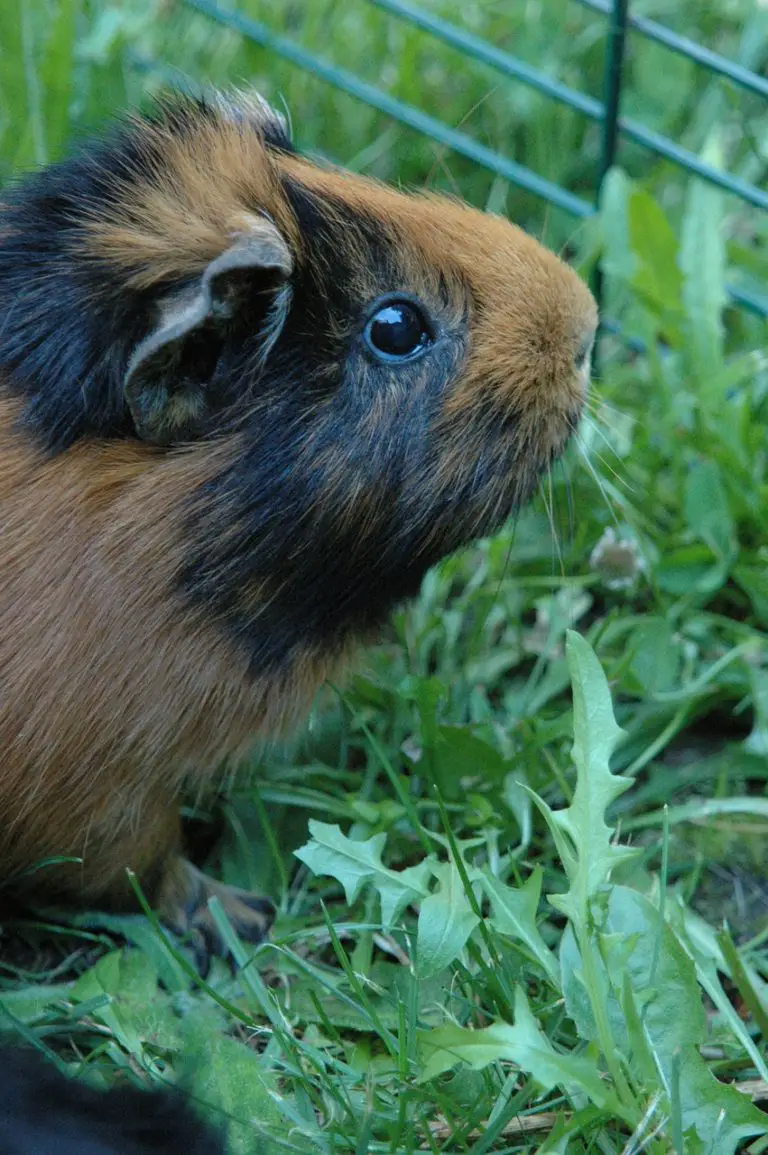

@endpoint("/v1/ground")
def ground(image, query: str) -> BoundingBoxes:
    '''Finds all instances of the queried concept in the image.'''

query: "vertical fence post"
[593,0,630,353]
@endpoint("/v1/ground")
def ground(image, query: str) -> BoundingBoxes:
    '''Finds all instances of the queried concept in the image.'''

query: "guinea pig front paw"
[158,858,275,976]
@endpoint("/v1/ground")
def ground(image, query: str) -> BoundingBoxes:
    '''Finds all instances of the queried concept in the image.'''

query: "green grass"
[1,0,767,1151]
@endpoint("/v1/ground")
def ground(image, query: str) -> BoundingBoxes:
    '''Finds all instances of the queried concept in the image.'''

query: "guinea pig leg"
[80,799,276,969]
[2,791,185,915]
[151,856,276,974]
[9,793,275,972]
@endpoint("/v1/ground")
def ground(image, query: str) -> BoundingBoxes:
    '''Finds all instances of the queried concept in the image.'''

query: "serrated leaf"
[294,820,431,928]
[277,960,460,1031]
[417,987,626,1117]
[416,861,479,978]
[604,886,767,1153]
[482,868,559,984]
[529,632,638,925]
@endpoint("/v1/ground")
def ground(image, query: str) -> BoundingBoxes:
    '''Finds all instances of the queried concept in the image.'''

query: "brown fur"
[86,131,592,494]
[0,92,596,955]
[0,395,341,908]
[83,110,302,284]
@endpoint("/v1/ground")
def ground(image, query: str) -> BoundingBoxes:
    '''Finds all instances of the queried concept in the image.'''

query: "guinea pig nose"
[574,328,596,370]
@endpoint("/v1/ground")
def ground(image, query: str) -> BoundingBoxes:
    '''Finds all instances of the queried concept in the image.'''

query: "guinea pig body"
[0,91,596,955]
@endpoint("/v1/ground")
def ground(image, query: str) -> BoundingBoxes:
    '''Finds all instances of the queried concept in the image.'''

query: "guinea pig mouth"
[428,393,584,538]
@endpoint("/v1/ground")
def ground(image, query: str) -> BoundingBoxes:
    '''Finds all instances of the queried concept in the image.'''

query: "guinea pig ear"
[124,214,292,445]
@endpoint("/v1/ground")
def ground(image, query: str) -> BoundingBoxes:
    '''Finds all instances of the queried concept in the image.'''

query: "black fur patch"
[144,91,295,156]
[0,124,169,449]
[0,1048,225,1155]
[260,118,296,155]
[0,93,292,451]
[178,179,507,672]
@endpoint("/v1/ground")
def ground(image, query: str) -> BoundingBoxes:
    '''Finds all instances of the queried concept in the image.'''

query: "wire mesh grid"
[168,0,766,325]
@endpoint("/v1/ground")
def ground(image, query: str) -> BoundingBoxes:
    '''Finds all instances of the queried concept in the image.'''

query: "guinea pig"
[0,89,597,961]
[0,1047,225,1154]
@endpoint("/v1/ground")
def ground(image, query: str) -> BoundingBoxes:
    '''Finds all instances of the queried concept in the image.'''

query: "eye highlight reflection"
[364,298,433,363]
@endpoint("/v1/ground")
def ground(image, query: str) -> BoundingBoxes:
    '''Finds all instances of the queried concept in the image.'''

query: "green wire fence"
[166,0,766,324]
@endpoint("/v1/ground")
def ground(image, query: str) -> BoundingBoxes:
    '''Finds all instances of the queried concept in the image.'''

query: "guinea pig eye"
[364,299,432,362]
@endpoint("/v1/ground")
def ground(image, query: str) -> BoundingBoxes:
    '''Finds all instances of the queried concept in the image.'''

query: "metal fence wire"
[174,0,766,325]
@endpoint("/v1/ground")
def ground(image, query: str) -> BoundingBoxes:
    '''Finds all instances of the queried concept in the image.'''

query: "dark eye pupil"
[366,302,429,359]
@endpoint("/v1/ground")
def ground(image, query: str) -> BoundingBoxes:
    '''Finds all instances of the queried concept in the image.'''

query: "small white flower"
[590,527,647,590]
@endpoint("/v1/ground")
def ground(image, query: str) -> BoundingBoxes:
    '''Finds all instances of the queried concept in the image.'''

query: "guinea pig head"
[0,91,596,675]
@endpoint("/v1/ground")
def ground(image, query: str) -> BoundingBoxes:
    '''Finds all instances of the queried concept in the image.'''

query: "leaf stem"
[578,919,638,1119]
